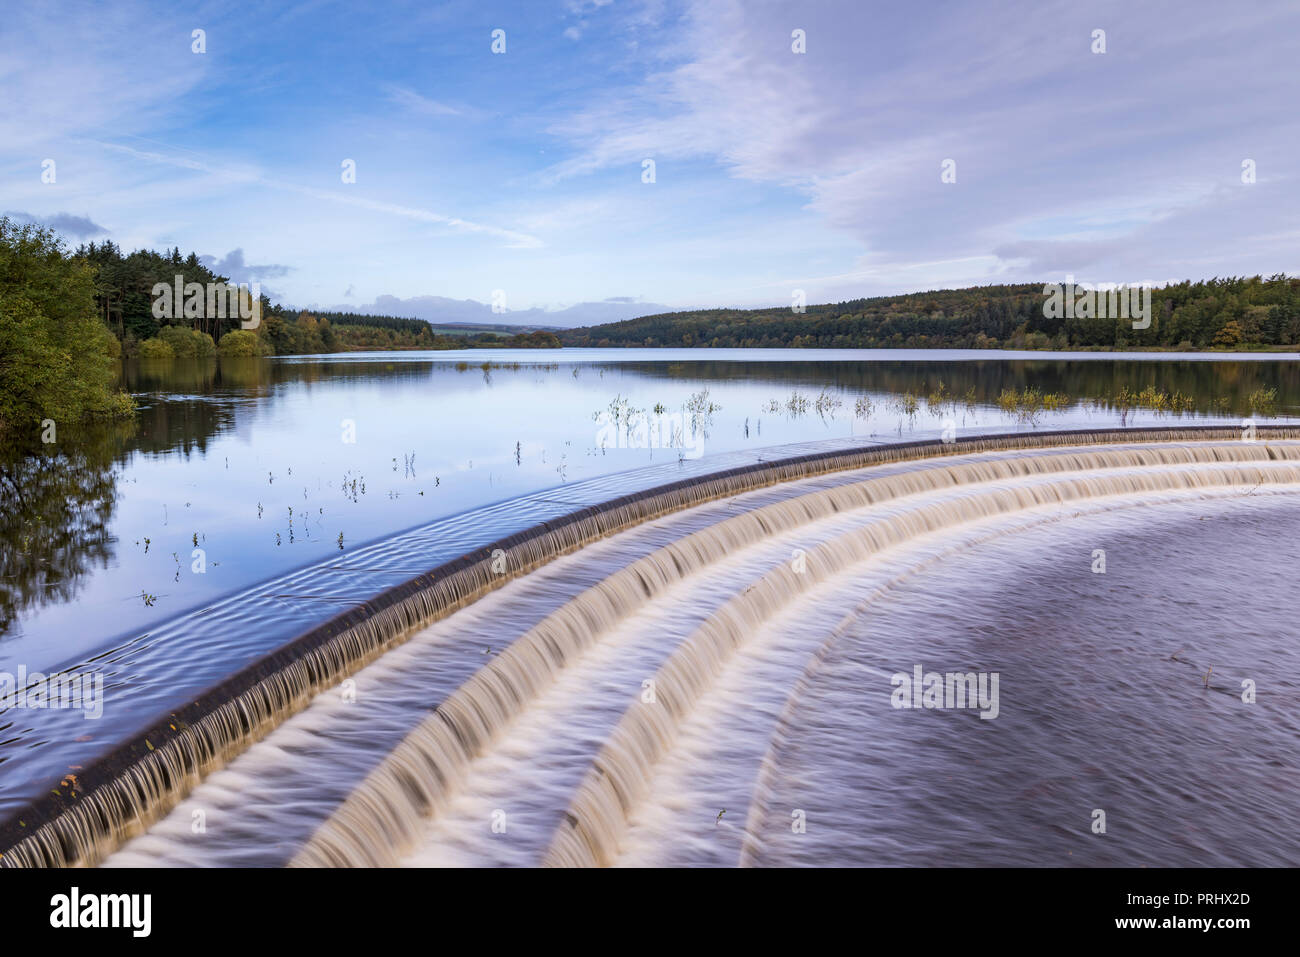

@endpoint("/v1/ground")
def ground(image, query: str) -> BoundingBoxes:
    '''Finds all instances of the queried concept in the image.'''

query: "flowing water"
[73,436,1299,868]
[3,347,1299,867]
[741,495,1300,868]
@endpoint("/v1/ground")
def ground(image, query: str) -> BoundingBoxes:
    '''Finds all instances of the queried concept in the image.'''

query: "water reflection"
[0,349,1296,663]
[0,424,131,636]
[115,351,1300,421]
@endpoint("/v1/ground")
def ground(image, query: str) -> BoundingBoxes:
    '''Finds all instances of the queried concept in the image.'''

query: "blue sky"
[2,0,1298,319]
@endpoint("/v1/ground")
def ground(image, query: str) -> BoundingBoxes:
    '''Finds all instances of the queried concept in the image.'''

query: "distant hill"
[299,311,560,351]
[304,294,671,330]
[557,277,1300,351]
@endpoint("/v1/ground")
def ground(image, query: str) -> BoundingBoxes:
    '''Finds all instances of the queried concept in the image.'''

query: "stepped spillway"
[4,427,1299,867]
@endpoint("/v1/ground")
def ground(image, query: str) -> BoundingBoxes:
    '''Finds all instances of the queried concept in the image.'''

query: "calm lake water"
[4,347,1299,675]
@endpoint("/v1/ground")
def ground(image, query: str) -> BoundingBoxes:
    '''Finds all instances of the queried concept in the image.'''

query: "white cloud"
[91,141,543,249]
[385,85,462,117]
[545,0,1300,291]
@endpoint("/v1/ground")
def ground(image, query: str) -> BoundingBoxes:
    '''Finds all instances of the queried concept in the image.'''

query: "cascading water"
[5,427,1300,868]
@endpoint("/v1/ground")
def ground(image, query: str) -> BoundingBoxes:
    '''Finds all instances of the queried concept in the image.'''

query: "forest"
[559,276,1300,351]
[73,238,558,357]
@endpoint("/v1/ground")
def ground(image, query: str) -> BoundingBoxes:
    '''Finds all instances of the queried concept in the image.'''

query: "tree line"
[73,238,559,357]
[559,276,1300,350]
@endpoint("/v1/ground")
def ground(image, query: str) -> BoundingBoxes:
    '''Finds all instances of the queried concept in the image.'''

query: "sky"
[2,0,1298,322]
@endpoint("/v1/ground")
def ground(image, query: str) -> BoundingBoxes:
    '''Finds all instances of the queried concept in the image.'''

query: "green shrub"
[217,329,271,357]
[191,330,216,357]
[138,337,176,359]
[158,324,197,357]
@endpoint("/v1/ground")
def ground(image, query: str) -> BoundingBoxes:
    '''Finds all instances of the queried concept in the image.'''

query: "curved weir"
[539,458,1298,866]
[4,426,1300,867]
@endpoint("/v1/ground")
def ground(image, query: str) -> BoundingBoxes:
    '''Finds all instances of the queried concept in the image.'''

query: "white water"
[95,438,1300,868]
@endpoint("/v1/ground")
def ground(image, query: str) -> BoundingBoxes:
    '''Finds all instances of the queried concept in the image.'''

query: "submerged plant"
[890,392,919,418]
[685,388,720,418]
[685,388,720,436]
[1248,388,1277,416]
[993,387,1070,424]
[1101,386,1198,419]
[814,387,843,419]
[925,380,951,415]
